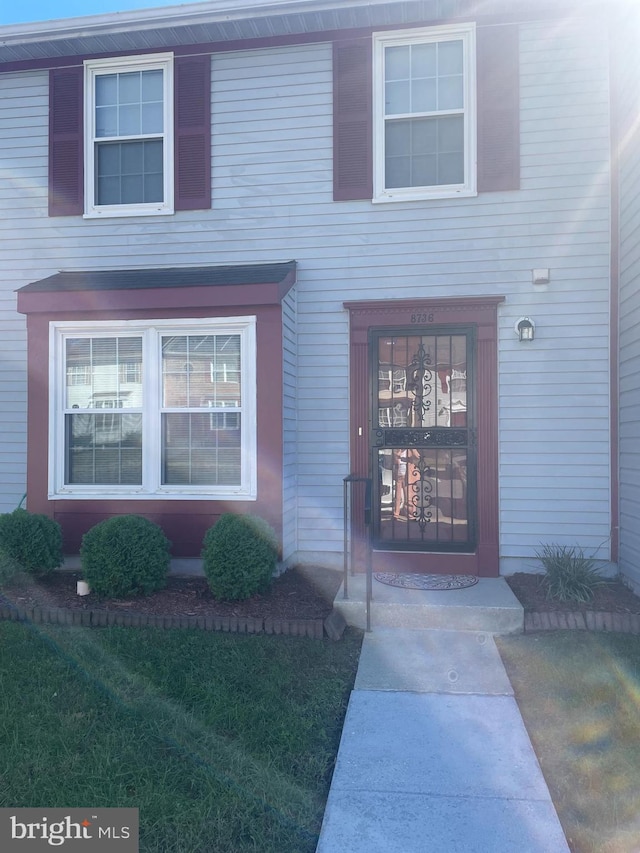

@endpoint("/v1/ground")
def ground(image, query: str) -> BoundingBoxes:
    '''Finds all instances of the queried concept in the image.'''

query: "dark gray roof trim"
[0,1,443,65]
[0,0,598,68]
[19,261,296,292]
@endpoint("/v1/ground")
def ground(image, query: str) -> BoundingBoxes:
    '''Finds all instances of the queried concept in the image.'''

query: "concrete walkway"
[316,628,569,853]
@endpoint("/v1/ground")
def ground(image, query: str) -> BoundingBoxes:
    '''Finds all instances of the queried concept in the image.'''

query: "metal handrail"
[343,474,373,631]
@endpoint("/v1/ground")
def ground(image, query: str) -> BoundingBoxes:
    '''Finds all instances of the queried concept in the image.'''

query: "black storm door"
[371,328,476,551]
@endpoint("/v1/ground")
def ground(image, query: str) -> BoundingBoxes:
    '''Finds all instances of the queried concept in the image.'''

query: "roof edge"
[18,261,297,293]
[0,0,394,45]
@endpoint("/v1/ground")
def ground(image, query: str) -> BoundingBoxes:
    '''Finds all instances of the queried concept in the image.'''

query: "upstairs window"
[84,54,174,216]
[50,56,211,217]
[373,25,476,202]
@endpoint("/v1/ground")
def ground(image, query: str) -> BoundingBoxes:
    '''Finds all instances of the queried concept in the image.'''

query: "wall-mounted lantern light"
[515,317,535,342]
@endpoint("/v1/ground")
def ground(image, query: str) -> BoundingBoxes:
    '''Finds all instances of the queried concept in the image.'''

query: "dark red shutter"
[174,55,211,211]
[333,38,373,201]
[477,24,520,192]
[49,67,83,217]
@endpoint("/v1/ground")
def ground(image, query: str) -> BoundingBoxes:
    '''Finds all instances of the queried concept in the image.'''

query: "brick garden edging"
[5,600,640,637]
[0,601,344,639]
[524,610,640,634]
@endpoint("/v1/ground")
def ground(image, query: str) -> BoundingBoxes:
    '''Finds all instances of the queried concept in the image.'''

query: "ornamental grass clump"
[81,515,170,598]
[536,543,606,603]
[202,513,278,601]
[0,508,63,582]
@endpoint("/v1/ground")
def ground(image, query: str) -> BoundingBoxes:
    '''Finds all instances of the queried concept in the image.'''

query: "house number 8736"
[410,313,434,324]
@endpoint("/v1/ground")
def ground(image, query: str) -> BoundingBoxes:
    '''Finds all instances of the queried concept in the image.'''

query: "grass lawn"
[497,631,640,853]
[0,621,362,852]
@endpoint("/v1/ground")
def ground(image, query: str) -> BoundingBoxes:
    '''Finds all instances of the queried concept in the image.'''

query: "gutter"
[0,0,397,44]
[0,0,609,46]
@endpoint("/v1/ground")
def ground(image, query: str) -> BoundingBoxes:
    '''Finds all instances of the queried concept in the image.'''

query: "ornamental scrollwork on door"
[407,341,433,424]
[407,453,434,532]
[374,429,467,448]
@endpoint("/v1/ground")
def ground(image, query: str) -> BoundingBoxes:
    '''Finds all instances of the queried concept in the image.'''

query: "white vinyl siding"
[0,69,45,512]
[616,6,640,591]
[0,17,613,567]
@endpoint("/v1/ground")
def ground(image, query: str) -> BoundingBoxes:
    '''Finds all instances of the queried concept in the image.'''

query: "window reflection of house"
[161,334,241,409]
[61,327,249,488]
[378,402,409,427]
[119,361,142,384]
[67,364,92,386]
[377,337,469,430]
[160,333,243,486]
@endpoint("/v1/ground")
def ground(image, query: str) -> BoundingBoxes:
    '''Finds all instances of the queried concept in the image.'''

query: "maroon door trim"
[345,296,504,577]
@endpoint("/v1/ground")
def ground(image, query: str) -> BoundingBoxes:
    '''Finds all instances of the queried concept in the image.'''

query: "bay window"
[51,317,256,498]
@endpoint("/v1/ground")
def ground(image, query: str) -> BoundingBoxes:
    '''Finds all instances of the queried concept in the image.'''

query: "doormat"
[374,573,479,591]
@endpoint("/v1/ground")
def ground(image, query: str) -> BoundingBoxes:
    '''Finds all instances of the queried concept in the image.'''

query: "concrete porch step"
[334,573,524,634]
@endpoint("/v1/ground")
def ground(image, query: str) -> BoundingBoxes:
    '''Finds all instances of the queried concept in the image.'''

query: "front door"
[372,328,476,553]
[346,297,501,577]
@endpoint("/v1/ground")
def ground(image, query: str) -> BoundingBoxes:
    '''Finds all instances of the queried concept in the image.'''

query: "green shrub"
[0,508,63,579]
[0,552,20,587]
[81,515,170,598]
[202,513,278,601]
[536,543,606,603]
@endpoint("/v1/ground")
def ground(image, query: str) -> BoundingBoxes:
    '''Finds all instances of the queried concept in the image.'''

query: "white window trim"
[49,317,257,500]
[84,53,175,218]
[372,24,477,203]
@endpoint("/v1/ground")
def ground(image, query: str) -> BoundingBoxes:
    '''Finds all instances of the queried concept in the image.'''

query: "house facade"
[0,0,628,579]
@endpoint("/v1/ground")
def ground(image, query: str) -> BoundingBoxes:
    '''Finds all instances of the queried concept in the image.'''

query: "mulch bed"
[5,567,640,636]
[0,565,346,639]
[506,572,640,634]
